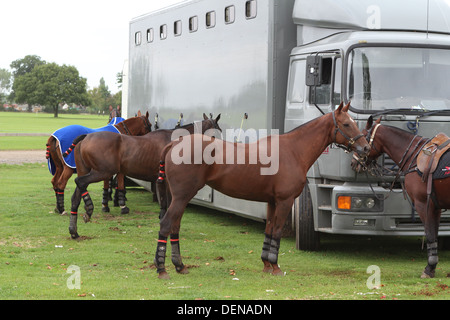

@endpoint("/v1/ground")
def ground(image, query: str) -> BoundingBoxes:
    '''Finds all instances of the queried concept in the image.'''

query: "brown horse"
[46,112,152,215]
[68,113,222,239]
[352,116,450,278]
[153,102,370,279]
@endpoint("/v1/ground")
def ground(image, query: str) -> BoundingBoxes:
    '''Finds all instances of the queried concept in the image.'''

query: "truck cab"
[285,0,450,249]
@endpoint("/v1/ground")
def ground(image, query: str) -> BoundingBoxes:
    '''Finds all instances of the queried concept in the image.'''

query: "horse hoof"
[262,266,273,273]
[70,233,80,240]
[158,272,170,280]
[55,208,66,215]
[121,207,130,215]
[177,266,189,275]
[421,271,435,279]
[83,214,91,223]
[102,206,110,213]
[271,268,285,276]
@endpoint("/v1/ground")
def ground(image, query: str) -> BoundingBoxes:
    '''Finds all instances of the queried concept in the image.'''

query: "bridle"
[355,122,429,179]
[116,115,152,135]
[332,111,365,153]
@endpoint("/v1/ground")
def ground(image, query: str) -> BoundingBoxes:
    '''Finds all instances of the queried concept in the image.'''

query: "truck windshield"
[347,46,450,112]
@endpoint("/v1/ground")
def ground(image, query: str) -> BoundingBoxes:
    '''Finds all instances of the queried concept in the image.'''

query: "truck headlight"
[337,195,382,212]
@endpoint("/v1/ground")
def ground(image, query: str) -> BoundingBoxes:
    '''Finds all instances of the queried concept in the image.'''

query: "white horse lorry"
[125,0,450,250]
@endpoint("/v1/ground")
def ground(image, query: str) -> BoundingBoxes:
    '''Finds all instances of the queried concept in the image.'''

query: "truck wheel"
[295,184,320,251]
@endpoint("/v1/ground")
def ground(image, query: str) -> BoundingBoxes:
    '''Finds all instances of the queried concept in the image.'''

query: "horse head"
[351,116,382,174]
[202,113,222,134]
[116,111,152,136]
[332,102,370,157]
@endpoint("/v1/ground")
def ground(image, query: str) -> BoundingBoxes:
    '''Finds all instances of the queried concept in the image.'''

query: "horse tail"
[63,134,87,158]
[46,136,53,159]
[157,142,174,184]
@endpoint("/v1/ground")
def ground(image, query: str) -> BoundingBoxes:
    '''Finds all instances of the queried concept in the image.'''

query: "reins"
[357,124,429,202]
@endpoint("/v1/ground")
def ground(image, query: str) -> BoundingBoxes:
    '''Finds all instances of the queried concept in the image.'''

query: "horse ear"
[375,117,381,125]
[366,116,374,130]
[215,114,221,122]
[146,111,149,118]
[203,113,208,120]
[343,101,351,113]
[137,110,142,117]
[336,101,344,113]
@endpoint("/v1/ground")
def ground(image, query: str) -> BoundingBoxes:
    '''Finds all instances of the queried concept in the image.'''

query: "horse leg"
[171,233,189,275]
[420,204,441,279]
[69,187,82,239]
[51,164,64,214]
[76,170,111,224]
[54,166,74,215]
[263,198,295,276]
[261,202,276,273]
[48,138,69,215]
[116,173,129,214]
[102,180,110,212]
[155,195,193,280]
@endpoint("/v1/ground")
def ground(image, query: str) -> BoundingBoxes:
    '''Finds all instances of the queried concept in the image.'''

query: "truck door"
[285,52,342,131]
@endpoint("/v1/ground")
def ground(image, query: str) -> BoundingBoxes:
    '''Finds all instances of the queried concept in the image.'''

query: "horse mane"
[382,125,421,140]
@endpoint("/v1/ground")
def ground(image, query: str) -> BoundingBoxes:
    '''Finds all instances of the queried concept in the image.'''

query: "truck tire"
[295,183,320,251]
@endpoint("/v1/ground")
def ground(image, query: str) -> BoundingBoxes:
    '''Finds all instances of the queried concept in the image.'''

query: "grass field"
[1,112,450,302]
[0,112,109,150]
[4,163,450,301]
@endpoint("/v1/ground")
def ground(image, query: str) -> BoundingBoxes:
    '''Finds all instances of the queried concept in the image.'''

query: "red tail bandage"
[157,161,166,183]
[63,143,76,157]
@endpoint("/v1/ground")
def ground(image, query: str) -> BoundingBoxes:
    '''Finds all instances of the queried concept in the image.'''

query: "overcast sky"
[0,0,184,93]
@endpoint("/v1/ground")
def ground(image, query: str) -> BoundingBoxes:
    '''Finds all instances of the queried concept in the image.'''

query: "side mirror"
[306,55,322,87]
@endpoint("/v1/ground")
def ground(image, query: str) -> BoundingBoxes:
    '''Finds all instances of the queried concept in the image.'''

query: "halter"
[332,111,365,153]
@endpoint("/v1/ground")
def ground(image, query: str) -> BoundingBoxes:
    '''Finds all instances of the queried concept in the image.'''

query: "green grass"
[2,111,450,301]
[0,112,109,134]
[2,163,450,300]
[0,112,109,150]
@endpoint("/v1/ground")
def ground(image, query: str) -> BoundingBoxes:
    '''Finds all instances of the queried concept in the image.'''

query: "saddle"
[417,133,450,181]
[416,133,450,209]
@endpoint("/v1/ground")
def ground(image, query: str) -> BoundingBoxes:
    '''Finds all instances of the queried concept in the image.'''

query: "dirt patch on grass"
[0,150,46,165]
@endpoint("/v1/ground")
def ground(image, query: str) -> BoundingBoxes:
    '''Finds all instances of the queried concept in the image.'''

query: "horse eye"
[343,123,350,128]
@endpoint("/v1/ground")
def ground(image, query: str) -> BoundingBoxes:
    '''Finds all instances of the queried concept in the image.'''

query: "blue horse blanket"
[48,117,125,175]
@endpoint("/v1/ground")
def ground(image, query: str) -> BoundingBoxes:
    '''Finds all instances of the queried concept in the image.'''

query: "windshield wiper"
[372,108,450,118]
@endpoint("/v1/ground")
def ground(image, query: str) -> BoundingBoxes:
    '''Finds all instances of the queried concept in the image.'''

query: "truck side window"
[174,20,182,36]
[225,6,235,24]
[246,0,257,19]
[189,16,198,32]
[332,57,342,107]
[206,11,216,28]
[309,57,332,105]
[135,32,142,46]
[288,59,306,105]
[147,28,154,43]
[160,24,167,40]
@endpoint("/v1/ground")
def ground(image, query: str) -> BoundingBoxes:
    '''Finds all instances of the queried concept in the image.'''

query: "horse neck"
[183,120,211,134]
[377,126,422,167]
[115,117,148,135]
[287,113,334,168]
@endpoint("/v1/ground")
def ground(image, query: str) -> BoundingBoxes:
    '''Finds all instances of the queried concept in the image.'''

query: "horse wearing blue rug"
[46,112,151,215]
[48,117,125,175]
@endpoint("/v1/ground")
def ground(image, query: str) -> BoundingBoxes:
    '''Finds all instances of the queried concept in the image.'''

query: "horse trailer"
[126,0,450,250]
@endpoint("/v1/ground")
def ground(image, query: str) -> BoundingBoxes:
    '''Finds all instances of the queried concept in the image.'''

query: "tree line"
[0,55,122,117]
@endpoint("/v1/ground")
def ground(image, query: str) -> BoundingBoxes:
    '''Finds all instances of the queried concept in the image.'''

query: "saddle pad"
[417,149,450,180]
[47,117,124,175]
[432,149,450,180]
